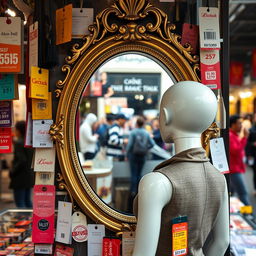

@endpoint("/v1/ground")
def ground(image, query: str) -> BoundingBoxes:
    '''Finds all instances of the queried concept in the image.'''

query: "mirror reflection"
[76,54,175,214]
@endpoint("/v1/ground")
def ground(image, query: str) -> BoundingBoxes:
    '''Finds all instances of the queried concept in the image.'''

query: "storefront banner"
[30,66,49,100]
[230,61,244,86]
[32,185,55,244]
[122,232,135,256]
[200,50,221,89]
[32,92,52,120]
[0,127,12,153]
[252,49,256,79]
[32,119,53,148]
[209,138,229,174]
[181,23,199,55]
[0,74,18,100]
[29,22,38,76]
[56,4,72,45]
[0,17,22,73]
[34,147,56,172]
[198,7,220,50]
[72,8,93,38]
[56,201,73,244]
[0,101,12,127]
[88,224,105,256]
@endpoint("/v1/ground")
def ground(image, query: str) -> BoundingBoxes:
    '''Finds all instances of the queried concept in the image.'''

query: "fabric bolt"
[134,147,226,256]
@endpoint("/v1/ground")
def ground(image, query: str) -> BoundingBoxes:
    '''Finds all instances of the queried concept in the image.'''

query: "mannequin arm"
[203,181,229,256]
[132,173,172,256]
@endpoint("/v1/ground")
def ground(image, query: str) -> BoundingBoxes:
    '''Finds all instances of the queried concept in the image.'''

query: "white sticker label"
[122,232,135,256]
[34,244,53,254]
[88,224,105,256]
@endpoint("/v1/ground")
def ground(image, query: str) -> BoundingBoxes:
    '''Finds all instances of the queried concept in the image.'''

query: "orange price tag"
[56,4,73,45]
[0,17,22,73]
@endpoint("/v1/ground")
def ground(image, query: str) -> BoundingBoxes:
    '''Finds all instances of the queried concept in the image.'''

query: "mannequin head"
[159,81,217,142]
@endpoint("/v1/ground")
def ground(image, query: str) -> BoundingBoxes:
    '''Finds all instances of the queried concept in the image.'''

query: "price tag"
[35,244,53,254]
[32,185,55,244]
[35,172,55,185]
[32,119,53,148]
[210,138,229,174]
[25,112,33,147]
[56,201,73,244]
[32,92,52,120]
[34,147,56,172]
[30,66,49,100]
[72,8,94,38]
[200,50,221,89]
[72,211,88,242]
[0,127,12,153]
[88,224,105,256]
[0,74,18,100]
[29,22,38,76]
[0,17,22,73]
[199,7,220,50]
[0,101,12,127]
[56,4,73,45]
[102,237,121,256]
[172,216,188,256]
[181,23,199,55]
[54,244,74,256]
[122,232,135,256]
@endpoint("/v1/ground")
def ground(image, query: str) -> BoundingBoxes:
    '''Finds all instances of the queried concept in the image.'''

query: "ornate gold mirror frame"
[50,0,217,232]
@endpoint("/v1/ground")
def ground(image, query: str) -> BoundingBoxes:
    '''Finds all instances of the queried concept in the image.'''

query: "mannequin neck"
[173,136,202,154]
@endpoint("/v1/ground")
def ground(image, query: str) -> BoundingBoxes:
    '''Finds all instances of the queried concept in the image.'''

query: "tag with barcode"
[35,172,54,185]
[35,244,53,254]
[199,7,220,50]
[210,138,229,174]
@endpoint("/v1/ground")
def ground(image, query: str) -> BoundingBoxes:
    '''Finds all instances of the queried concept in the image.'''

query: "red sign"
[0,127,12,153]
[230,62,244,86]
[252,49,256,79]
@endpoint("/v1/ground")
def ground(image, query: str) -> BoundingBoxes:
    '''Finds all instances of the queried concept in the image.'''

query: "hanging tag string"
[206,0,210,12]
[80,0,83,12]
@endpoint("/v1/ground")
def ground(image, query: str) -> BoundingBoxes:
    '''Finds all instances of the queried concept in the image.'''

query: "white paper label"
[72,211,88,242]
[35,172,55,185]
[122,232,135,256]
[34,147,56,172]
[199,7,220,50]
[25,112,33,147]
[88,224,105,256]
[32,119,53,148]
[34,244,53,254]
[29,22,38,76]
[72,8,94,38]
[210,138,229,173]
[56,201,73,244]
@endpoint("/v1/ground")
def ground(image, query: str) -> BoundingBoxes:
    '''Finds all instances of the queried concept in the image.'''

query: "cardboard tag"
[56,201,73,244]
[72,211,88,242]
[0,74,17,100]
[102,237,121,256]
[88,224,105,256]
[35,244,53,254]
[32,119,53,148]
[25,112,33,147]
[32,185,55,244]
[172,216,188,256]
[72,8,94,38]
[0,127,12,153]
[210,138,229,174]
[199,7,220,50]
[32,92,52,120]
[29,22,38,76]
[122,232,135,256]
[0,17,22,73]
[0,101,12,127]
[35,172,55,185]
[54,244,74,256]
[30,66,49,100]
[34,147,56,172]
[56,4,73,45]
[200,50,221,89]
[181,23,199,55]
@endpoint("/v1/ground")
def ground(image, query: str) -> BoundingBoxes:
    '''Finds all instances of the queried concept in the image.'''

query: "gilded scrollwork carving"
[49,114,64,149]
[56,0,199,97]
[201,122,220,150]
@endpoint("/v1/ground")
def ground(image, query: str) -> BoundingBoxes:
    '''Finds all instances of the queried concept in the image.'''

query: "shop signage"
[0,127,12,153]
[230,61,244,86]
[0,101,12,127]
[0,17,22,73]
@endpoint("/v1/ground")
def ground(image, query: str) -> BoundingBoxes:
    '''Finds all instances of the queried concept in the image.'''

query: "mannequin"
[132,81,229,256]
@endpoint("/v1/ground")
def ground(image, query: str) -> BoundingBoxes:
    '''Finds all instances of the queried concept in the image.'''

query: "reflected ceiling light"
[229,4,245,23]
[18,84,26,90]
[146,97,153,104]
[139,95,144,101]
[239,91,253,98]
[5,9,16,17]
[229,95,235,102]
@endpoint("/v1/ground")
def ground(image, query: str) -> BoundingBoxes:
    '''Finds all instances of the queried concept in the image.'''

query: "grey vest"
[134,147,226,256]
